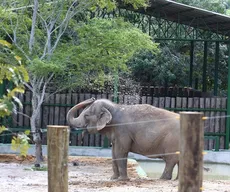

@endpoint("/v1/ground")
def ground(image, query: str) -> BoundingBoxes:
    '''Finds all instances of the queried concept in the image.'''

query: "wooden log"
[147,96,152,105]
[159,97,165,108]
[205,98,211,150]
[47,125,69,192]
[25,91,31,127]
[153,97,159,107]
[220,98,227,149]
[48,94,55,125]
[165,97,171,109]
[179,112,204,192]
[141,96,147,104]
[54,94,60,125]
[209,98,216,149]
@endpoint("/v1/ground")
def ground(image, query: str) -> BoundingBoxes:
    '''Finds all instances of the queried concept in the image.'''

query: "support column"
[226,43,230,149]
[214,41,219,96]
[189,41,194,87]
[47,125,69,192]
[179,112,204,192]
[202,41,208,93]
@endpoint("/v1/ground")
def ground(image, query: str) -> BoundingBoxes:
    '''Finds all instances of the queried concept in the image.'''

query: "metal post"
[179,112,204,192]
[214,41,219,96]
[47,125,69,192]
[0,81,4,97]
[226,43,230,149]
[189,40,194,87]
[202,41,208,93]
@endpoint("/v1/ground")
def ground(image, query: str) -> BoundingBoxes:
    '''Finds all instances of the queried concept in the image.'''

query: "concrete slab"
[0,144,229,164]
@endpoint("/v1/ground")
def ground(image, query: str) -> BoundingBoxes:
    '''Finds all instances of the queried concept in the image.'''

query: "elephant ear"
[97,107,112,131]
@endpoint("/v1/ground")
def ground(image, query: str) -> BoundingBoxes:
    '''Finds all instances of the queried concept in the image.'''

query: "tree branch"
[29,0,39,53]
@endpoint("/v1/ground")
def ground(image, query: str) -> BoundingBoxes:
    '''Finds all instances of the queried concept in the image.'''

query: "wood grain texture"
[47,125,69,192]
[179,112,204,192]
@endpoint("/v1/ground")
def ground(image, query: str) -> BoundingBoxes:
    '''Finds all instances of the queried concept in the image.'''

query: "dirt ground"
[0,154,230,192]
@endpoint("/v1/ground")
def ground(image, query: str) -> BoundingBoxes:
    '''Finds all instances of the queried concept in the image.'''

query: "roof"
[120,0,230,37]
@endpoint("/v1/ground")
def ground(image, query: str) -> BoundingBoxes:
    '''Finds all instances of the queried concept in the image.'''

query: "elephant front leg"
[110,144,119,180]
[114,144,129,181]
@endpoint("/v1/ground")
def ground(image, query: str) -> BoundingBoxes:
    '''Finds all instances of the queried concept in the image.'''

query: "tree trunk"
[30,82,45,164]
[31,114,43,164]
[33,132,43,164]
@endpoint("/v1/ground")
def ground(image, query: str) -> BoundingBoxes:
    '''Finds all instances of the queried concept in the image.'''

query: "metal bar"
[3,128,226,138]
[214,41,219,96]
[165,108,227,112]
[20,102,228,112]
[204,136,220,151]
[0,80,5,97]
[204,132,226,136]
[189,41,194,87]
[215,136,220,151]
[225,43,230,149]
[202,41,208,92]
[155,38,229,42]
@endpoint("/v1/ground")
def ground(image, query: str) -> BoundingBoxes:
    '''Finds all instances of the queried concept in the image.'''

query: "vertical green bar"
[214,41,219,96]
[0,81,5,128]
[202,41,208,93]
[226,43,230,149]
[189,41,194,87]
[0,80,5,97]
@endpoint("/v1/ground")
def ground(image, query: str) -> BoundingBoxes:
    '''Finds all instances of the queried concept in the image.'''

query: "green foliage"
[0,7,32,52]
[72,18,158,86]
[27,58,64,78]
[122,0,149,9]
[175,0,229,14]
[128,45,189,86]
[11,130,30,157]
[89,0,149,11]
[0,125,8,134]
[0,40,29,117]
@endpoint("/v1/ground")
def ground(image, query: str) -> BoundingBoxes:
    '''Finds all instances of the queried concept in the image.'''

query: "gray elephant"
[67,98,180,180]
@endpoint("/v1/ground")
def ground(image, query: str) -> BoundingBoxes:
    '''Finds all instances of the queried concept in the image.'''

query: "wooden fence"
[1,90,227,150]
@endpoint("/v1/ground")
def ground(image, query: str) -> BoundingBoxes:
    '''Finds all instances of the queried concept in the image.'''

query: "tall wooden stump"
[179,112,204,192]
[47,125,70,192]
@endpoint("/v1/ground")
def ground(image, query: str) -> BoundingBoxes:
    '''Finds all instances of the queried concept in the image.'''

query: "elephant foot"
[117,176,129,181]
[160,174,172,180]
[110,174,119,180]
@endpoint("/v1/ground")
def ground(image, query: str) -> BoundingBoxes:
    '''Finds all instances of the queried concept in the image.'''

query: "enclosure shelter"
[0,0,230,150]
[117,0,230,149]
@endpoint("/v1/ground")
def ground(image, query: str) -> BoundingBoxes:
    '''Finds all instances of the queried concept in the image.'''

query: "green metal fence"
[0,90,229,151]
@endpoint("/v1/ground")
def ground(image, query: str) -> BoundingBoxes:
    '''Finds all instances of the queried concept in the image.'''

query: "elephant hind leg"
[160,161,177,180]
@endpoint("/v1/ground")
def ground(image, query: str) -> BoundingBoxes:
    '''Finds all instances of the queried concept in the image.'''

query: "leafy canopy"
[0,40,29,118]
[66,18,159,86]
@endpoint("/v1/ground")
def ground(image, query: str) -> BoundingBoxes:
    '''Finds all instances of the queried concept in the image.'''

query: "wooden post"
[47,125,69,192]
[179,112,204,192]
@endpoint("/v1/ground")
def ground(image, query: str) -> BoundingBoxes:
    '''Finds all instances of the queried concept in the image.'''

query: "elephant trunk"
[66,97,95,128]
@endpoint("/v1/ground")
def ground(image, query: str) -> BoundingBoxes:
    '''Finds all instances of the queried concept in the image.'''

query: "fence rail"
[0,90,227,150]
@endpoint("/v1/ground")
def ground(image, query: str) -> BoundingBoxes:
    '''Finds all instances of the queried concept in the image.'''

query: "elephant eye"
[85,114,89,120]
[99,112,103,118]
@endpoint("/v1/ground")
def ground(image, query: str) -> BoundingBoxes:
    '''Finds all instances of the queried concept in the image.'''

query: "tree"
[0,0,154,164]
[127,43,190,87]
[0,39,28,118]
[0,39,30,156]
[174,0,229,14]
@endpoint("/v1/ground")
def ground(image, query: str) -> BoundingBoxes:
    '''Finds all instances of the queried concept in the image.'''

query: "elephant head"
[66,98,112,134]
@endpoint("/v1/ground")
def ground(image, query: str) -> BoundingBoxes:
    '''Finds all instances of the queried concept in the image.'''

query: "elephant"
[66,97,180,181]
